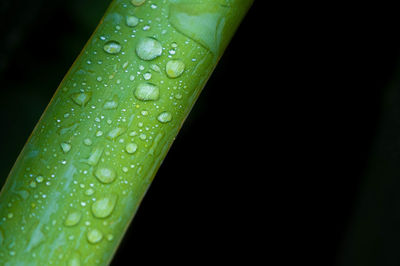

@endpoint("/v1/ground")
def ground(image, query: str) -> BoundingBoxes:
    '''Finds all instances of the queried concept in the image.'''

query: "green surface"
[0,0,252,265]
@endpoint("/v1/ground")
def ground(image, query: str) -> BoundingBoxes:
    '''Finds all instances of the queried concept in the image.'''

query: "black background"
[1,1,400,265]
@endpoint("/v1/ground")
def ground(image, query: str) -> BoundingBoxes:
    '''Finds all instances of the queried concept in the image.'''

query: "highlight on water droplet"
[157,111,172,123]
[103,41,122,54]
[60,142,71,153]
[87,228,103,244]
[134,82,159,101]
[136,37,163,61]
[166,59,185,78]
[125,143,138,154]
[91,194,118,219]
[71,92,91,107]
[131,0,146,6]
[94,166,117,184]
[126,15,139,27]
[64,211,82,227]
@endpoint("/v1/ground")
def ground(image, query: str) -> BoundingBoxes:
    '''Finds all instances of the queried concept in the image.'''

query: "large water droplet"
[94,167,117,184]
[131,0,146,6]
[166,59,185,78]
[136,37,163,61]
[103,41,122,54]
[157,111,172,123]
[64,211,82,227]
[71,92,91,107]
[87,228,103,244]
[126,15,139,27]
[134,82,159,101]
[87,146,104,166]
[91,194,118,218]
[125,143,138,154]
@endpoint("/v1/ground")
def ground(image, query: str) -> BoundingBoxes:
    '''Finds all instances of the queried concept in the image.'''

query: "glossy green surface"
[0,0,252,264]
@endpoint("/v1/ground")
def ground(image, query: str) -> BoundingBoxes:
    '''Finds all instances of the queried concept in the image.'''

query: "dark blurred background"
[3,1,400,266]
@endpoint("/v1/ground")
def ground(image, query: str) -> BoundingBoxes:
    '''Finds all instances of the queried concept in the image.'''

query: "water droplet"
[94,167,117,184]
[126,15,139,27]
[125,143,138,154]
[64,211,82,227]
[157,112,172,123]
[36,175,44,183]
[60,142,71,153]
[151,64,161,72]
[106,234,114,241]
[71,92,91,107]
[83,138,93,146]
[87,228,103,244]
[136,37,163,61]
[131,0,146,6]
[134,82,159,101]
[67,252,81,266]
[103,98,118,110]
[85,188,95,196]
[107,127,125,140]
[29,180,37,188]
[87,146,104,166]
[166,59,185,78]
[143,72,152,80]
[103,41,122,54]
[91,194,118,218]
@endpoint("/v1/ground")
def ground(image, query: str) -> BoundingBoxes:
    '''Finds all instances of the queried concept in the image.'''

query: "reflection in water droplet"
[87,228,103,244]
[64,211,82,227]
[94,167,117,184]
[91,194,118,218]
[126,15,139,27]
[136,37,163,61]
[157,112,172,123]
[103,41,122,54]
[134,82,159,101]
[125,143,138,154]
[166,60,185,78]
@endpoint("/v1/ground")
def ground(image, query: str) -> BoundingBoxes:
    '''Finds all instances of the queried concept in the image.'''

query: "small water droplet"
[60,142,71,153]
[85,188,95,196]
[157,112,172,123]
[136,37,163,61]
[131,0,146,6]
[166,60,185,78]
[94,167,117,184]
[134,82,159,101]
[125,143,138,154]
[83,138,93,146]
[87,146,104,166]
[71,92,91,107]
[103,41,122,54]
[126,15,139,27]
[143,72,152,80]
[87,228,103,244]
[103,98,119,110]
[91,194,118,218]
[64,211,82,227]
[36,175,44,183]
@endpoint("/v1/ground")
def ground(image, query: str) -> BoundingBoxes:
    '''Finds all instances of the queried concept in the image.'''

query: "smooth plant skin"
[0,0,252,265]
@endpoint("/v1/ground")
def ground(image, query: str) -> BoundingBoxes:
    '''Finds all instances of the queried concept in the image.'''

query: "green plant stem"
[0,0,252,264]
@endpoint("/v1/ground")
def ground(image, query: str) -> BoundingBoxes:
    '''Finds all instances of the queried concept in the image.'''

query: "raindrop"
[64,211,82,227]
[136,37,163,61]
[103,41,122,54]
[125,143,138,154]
[91,194,118,218]
[94,167,117,184]
[107,127,125,140]
[126,16,139,27]
[71,92,92,107]
[83,138,93,146]
[87,228,103,244]
[60,142,71,153]
[166,60,185,78]
[131,0,146,6]
[157,111,172,123]
[134,82,159,101]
